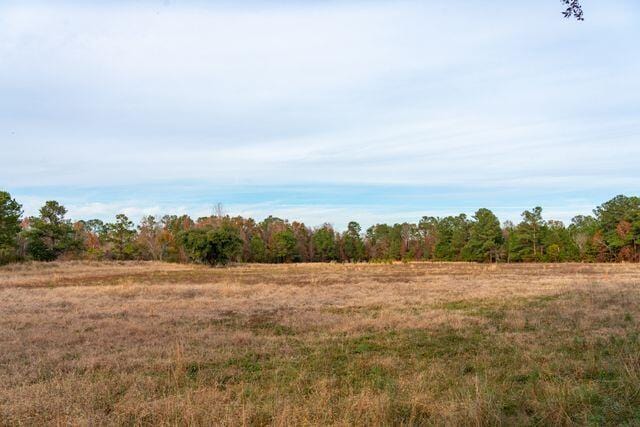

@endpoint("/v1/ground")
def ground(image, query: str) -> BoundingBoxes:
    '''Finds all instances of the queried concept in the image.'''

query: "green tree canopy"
[342,221,366,262]
[107,214,137,260]
[312,225,338,262]
[0,191,23,263]
[249,235,267,263]
[463,208,503,262]
[25,201,76,261]
[434,215,470,261]
[271,229,297,263]
[593,195,640,261]
[181,224,242,265]
[511,207,545,262]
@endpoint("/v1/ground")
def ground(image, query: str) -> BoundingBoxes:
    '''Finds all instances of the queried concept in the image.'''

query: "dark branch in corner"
[562,0,584,21]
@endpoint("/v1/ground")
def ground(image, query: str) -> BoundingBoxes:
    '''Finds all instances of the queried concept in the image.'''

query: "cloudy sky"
[1,0,639,229]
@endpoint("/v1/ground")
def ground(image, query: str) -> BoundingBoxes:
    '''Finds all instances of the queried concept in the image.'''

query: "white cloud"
[1,0,639,225]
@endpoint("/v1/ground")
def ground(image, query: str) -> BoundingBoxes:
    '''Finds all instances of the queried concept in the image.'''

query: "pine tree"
[463,208,503,262]
[0,191,23,264]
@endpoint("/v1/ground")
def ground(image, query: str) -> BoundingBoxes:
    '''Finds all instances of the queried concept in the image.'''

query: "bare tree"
[214,202,225,219]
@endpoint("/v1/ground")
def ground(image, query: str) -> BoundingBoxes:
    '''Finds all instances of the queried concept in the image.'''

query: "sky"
[1,0,639,229]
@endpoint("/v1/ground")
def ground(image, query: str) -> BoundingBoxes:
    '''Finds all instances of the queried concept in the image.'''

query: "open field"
[1,262,640,425]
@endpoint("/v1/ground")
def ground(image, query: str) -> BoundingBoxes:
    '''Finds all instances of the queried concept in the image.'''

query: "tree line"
[0,191,638,265]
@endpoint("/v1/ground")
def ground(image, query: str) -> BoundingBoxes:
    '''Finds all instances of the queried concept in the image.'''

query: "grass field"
[1,262,640,425]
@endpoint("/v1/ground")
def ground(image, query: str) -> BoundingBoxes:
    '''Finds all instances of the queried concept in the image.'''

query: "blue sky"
[1,0,639,229]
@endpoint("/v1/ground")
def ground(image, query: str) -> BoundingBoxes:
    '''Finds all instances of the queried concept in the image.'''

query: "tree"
[542,220,579,262]
[366,224,402,261]
[292,221,313,262]
[85,219,108,235]
[418,216,439,260]
[74,219,105,260]
[594,195,640,261]
[398,222,420,261]
[0,191,23,264]
[228,216,257,262]
[7,191,640,265]
[433,215,470,261]
[569,215,601,262]
[342,221,366,262]
[312,225,338,262]
[181,224,242,265]
[502,220,516,263]
[272,229,297,263]
[138,215,164,260]
[107,214,137,260]
[511,207,545,262]
[249,235,267,262]
[161,215,193,263]
[25,201,76,261]
[463,208,503,262]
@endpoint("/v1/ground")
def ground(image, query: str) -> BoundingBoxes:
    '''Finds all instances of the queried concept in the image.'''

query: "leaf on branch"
[562,0,584,21]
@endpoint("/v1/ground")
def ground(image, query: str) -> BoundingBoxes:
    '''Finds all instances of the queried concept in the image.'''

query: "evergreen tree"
[593,195,640,261]
[434,215,470,261]
[0,191,23,264]
[463,208,503,262]
[542,220,579,262]
[511,207,545,261]
[107,214,137,260]
[25,201,77,261]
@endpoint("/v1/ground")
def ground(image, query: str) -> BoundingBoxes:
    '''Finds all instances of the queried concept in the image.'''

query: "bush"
[180,225,242,265]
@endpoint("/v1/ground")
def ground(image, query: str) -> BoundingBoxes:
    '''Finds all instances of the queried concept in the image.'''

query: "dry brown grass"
[1,262,640,425]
